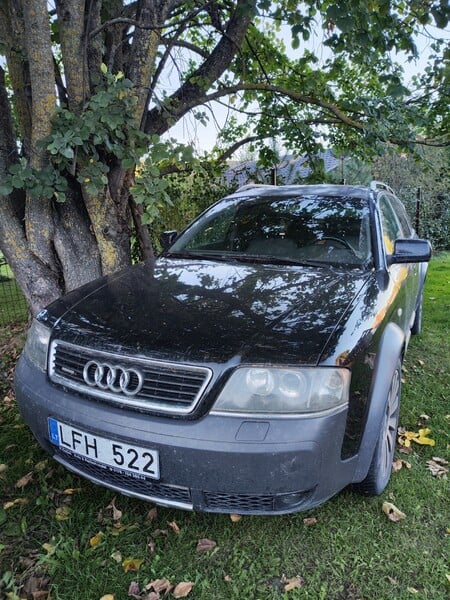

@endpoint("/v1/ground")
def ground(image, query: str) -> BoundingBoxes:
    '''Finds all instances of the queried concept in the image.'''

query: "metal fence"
[0,257,28,326]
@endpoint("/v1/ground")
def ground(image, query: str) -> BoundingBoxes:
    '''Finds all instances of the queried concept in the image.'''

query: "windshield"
[169,194,372,268]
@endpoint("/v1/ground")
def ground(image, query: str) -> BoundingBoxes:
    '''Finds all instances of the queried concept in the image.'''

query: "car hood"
[46,257,369,366]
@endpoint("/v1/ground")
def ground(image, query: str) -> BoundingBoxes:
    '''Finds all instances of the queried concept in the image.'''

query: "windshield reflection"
[169,194,372,269]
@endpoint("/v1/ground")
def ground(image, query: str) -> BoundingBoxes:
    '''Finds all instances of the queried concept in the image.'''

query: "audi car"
[15,183,431,514]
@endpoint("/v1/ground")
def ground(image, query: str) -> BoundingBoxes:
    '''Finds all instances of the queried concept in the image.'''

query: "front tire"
[354,361,401,496]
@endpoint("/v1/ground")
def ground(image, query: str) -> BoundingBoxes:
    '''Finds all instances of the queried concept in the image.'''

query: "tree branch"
[0,66,24,222]
[89,2,212,38]
[215,135,261,162]
[160,37,209,59]
[22,0,58,271]
[144,0,257,135]
[56,0,88,111]
[205,83,366,130]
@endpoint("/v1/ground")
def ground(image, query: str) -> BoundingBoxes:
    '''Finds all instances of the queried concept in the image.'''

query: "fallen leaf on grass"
[55,506,71,521]
[426,457,448,477]
[129,584,160,600]
[3,395,13,407]
[147,539,156,556]
[303,517,317,526]
[0,463,8,474]
[196,538,217,552]
[42,543,56,555]
[100,595,115,600]
[108,523,135,535]
[89,531,104,548]
[230,514,241,522]
[146,507,158,522]
[152,528,169,537]
[167,520,180,534]
[3,498,28,509]
[382,501,406,522]
[110,550,122,563]
[281,575,304,592]
[392,459,412,472]
[105,497,122,521]
[22,575,50,599]
[62,488,82,495]
[387,576,398,586]
[407,587,419,594]
[173,582,193,598]
[127,582,141,599]
[145,578,172,593]
[392,459,402,472]
[224,575,232,582]
[398,428,435,448]
[34,460,48,471]
[122,557,144,573]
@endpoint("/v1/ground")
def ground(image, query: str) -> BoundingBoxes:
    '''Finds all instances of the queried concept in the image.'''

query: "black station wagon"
[15,182,431,514]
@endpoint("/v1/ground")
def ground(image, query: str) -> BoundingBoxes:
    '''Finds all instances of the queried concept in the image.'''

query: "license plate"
[48,418,160,480]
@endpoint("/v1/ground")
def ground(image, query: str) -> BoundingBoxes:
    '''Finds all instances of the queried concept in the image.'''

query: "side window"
[182,204,236,250]
[389,195,413,237]
[379,196,402,254]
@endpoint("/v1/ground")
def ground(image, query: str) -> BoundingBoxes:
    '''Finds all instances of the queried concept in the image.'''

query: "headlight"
[23,319,51,371]
[212,367,350,415]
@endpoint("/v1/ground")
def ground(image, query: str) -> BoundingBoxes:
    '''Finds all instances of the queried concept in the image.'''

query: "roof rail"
[370,180,395,195]
[234,183,277,193]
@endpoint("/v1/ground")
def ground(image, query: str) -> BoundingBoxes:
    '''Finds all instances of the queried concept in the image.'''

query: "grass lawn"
[0,254,448,600]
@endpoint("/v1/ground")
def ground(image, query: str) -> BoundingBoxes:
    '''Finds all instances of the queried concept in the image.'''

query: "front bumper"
[15,356,359,514]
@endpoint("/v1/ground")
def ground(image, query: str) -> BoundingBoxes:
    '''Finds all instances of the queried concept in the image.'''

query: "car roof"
[225,184,372,201]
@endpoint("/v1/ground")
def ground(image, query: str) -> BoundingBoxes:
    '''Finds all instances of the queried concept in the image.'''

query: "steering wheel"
[313,236,358,256]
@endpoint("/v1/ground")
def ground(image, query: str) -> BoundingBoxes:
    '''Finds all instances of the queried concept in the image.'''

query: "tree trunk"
[0,0,257,315]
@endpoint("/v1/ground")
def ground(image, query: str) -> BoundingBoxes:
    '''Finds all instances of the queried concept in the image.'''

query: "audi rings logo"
[83,360,144,396]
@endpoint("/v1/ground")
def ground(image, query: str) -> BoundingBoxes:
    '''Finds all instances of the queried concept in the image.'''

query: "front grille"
[203,488,314,513]
[49,340,212,414]
[55,450,192,506]
[204,491,275,512]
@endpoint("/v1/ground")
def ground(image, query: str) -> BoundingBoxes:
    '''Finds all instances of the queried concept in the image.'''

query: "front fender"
[352,322,404,482]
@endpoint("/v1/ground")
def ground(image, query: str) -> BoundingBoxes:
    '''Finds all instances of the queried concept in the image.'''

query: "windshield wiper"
[164,251,231,262]
[227,254,334,268]
[165,250,336,269]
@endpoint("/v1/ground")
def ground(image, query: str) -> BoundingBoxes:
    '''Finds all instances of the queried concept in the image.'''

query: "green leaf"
[61,147,74,159]
[431,8,448,28]
[0,183,13,196]
[121,158,136,169]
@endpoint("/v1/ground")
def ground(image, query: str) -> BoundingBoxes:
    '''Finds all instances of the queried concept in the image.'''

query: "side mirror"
[388,238,432,265]
[159,230,178,251]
